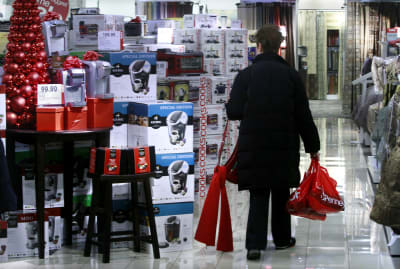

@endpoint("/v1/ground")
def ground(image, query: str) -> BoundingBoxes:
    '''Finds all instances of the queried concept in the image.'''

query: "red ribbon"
[42,12,61,22]
[83,51,103,61]
[63,56,83,70]
[130,16,141,23]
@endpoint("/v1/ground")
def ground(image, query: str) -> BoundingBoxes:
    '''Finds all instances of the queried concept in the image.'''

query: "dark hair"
[255,24,283,53]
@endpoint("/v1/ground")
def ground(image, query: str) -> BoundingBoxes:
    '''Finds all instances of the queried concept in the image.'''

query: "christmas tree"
[4,0,50,129]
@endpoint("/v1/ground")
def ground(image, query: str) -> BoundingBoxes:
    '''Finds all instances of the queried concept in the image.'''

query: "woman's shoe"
[247,249,261,260]
[275,237,296,250]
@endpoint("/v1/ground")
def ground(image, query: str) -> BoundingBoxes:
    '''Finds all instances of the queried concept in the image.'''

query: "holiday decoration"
[4,0,50,129]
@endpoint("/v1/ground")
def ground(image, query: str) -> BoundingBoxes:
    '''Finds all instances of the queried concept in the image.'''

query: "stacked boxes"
[140,202,193,253]
[22,166,64,210]
[225,29,249,77]
[102,52,157,102]
[127,101,193,154]
[173,29,201,52]
[111,102,129,148]
[47,208,63,252]
[6,211,49,258]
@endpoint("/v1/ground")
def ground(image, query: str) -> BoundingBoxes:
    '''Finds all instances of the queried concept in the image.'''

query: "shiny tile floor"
[0,118,396,269]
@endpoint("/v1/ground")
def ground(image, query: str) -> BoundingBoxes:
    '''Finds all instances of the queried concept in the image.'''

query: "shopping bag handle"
[217,120,230,167]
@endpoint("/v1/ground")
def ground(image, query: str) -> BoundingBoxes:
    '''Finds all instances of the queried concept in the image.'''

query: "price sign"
[231,20,242,29]
[37,84,64,105]
[98,31,122,51]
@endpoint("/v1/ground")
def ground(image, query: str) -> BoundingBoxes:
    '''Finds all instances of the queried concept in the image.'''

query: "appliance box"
[202,43,225,60]
[173,29,201,52]
[22,166,64,209]
[111,102,129,147]
[225,45,248,61]
[87,98,114,129]
[224,29,248,46]
[167,76,209,106]
[200,29,225,45]
[140,202,193,253]
[206,104,227,135]
[7,211,49,258]
[226,58,248,77]
[128,101,194,154]
[207,77,230,105]
[144,44,185,53]
[36,106,65,132]
[102,52,157,102]
[47,208,63,251]
[71,15,124,47]
[203,59,226,77]
[139,152,195,204]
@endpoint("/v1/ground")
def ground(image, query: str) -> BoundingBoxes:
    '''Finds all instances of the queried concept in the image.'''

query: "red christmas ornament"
[25,32,35,42]
[21,42,31,52]
[28,72,40,84]
[6,98,10,106]
[7,42,16,52]
[13,73,26,86]
[24,2,33,9]
[37,51,47,62]
[11,96,26,113]
[30,24,42,33]
[6,112,18,126]
[2,74,13,85]
[21,112,34,126]
[21,85,33,98]
[6,63,19,74]
[30,10,40,16]
[27,96,35,106]
[32,61,44,72]
[32,16,41,24]
[21,63,32,74]
[14,51,25,64]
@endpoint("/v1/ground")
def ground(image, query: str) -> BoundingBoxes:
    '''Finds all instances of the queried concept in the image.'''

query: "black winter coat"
[226,52,320,190]
[0,140,17,212]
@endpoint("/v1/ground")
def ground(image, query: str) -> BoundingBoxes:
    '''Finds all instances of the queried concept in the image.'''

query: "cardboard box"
[0,221,7,262]
[47,208,63,251]
[167,76,208,106]
[202,44,225,60]
[111,102,129,147]
[22,166,64,209]
[173,29,201,52]
[146,20,177,35]
[113,183,131,201]
[144,44,185,53]
[102,52,157,102]
[203,59,226,76]
[207,77,230,105]
[7,211,49,258]
[226,58,248,77]
[138,152,195,204]
[128,101,194,154]
[71,15,124,47]
[206,104,227,135]
[140,202,193,253]
[193,15,218,29]
[225,29,248,46]
[225,45,248,60]
[201,29,225,45]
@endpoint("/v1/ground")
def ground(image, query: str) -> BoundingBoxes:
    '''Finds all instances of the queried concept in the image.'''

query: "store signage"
[98,31,123,51]
[199,77,208,199]
[37,0,70,21]
[37,84,64,105]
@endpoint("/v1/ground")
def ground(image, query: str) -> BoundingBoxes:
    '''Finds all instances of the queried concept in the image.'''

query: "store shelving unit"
[135,0,197,20]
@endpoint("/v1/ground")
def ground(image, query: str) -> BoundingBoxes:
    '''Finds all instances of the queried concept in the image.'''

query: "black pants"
[246,187,291,250]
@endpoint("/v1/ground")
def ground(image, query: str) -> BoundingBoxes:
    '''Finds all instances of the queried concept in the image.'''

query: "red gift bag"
[308,163,345,214]
[287,159,327,221]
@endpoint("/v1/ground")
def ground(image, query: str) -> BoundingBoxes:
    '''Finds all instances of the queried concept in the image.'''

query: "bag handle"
[217,120,230,167]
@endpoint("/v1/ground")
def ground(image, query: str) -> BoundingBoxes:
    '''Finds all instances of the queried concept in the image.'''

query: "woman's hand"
[310,152,320,160]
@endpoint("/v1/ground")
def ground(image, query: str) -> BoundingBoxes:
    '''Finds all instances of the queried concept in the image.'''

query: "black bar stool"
[84,173,160,263]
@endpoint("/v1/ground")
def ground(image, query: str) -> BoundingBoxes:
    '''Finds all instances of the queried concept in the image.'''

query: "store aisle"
[0,118,394,269]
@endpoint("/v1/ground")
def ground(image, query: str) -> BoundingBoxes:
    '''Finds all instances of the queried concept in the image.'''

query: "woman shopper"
[225,24,320,260]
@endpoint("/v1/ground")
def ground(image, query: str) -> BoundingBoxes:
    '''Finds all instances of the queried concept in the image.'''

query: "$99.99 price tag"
[37,84,64,105]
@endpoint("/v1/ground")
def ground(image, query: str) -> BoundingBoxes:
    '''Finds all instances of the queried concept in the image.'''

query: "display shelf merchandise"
[0,221,7,262]
[138,152,195,204]
[110,102,129,148]
[128,101,194,154]
[47,208,63,252]
[140,202,193,253]
[102,52,157,102]
[206,104,227,135]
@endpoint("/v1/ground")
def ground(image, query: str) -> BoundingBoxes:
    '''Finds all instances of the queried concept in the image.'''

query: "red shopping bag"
[308,162,345,214]
[287,159,327,221]
[194,122,234,252]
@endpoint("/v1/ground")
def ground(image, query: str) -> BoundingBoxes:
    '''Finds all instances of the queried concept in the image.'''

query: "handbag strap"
[217,120,230,166]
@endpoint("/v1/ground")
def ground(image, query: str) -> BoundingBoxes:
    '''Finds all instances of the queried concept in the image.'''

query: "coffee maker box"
[7,211,49,258]
[138,153,195,204]
[110,102,129,147]
[102,52,157,102]
[206,104,227,135]
[140,202,193,253]
[173,29,201,52]
[128,101,193,154]
[226,58,248,77]
[167,76,208,106]
[207,77,230,105]
[47,208,63,251]
[22,166,64,209]
[0,221,7,262]
[225,45,248,61]
[202,44,225,60]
